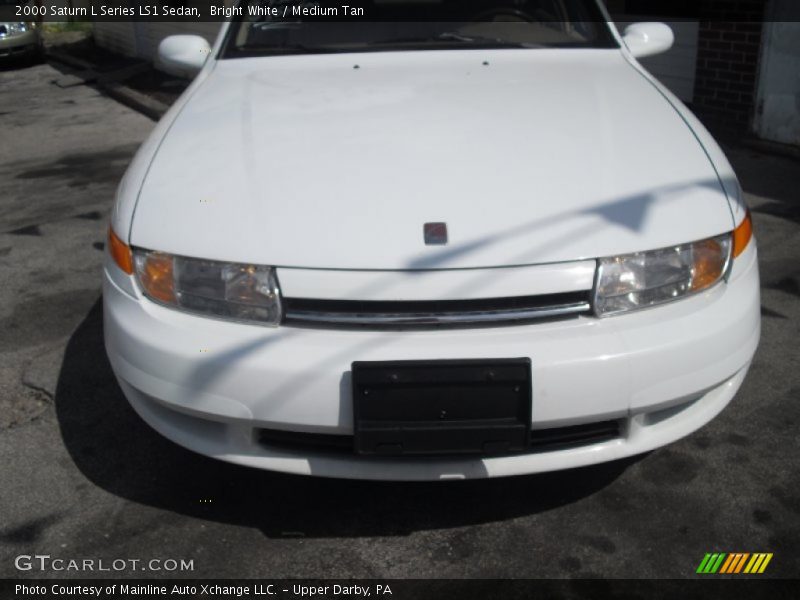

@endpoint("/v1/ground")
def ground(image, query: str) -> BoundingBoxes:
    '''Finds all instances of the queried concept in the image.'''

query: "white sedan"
[104,0,760,480]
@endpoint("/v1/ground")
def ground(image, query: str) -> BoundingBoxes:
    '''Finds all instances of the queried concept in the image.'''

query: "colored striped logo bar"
[697,553,773,574]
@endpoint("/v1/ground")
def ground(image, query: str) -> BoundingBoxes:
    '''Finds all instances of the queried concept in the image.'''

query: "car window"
[223,0,618,58]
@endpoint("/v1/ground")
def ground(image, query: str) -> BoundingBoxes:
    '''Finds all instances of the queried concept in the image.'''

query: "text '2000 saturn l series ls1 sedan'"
[103,0,760,480]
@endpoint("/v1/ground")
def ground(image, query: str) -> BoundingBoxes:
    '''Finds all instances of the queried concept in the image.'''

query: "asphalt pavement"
[0,60,798,580]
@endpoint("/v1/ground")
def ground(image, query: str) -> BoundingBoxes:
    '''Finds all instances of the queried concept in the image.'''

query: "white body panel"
[277,260,595,301]
[127,49,734,269]
[754,18,800,146]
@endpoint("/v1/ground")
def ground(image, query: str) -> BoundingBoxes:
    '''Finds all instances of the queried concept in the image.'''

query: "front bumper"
[103,244,760,480]
[0,29,41,57]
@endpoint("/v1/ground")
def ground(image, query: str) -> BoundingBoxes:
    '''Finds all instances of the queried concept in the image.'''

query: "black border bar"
[0,0,783,23]
[2,579,799,600]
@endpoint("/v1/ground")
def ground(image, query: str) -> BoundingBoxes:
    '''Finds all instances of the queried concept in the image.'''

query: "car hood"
[131,49,734,270]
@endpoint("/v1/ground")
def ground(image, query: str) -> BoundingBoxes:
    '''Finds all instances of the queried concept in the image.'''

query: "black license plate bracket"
[352,358,532,456]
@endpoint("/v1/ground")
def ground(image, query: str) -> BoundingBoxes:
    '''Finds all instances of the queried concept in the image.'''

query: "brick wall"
[693,1,767,135]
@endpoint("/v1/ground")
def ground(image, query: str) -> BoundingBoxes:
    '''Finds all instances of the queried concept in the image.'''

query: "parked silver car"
[0,21,42,60]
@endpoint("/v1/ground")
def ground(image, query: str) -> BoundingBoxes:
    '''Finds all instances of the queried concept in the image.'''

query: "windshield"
[222,0,618,58]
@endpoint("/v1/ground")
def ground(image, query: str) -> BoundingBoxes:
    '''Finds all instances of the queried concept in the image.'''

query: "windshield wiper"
[370,31,542,49]
[237,32,543,56]
[235,43,342,55]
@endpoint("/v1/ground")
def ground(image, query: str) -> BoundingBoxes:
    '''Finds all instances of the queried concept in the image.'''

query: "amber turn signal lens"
[733,210,753,258]
[136,252,176,304]
[108,227,133,275]
[690,237,729,292]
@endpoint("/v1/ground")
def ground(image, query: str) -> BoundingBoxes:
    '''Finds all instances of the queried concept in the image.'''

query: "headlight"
[133,250,283,326]
[4,23,29,36]
[594,234,732,317]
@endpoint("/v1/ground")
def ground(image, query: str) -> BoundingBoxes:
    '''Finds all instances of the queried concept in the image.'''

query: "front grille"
[283,291,592,329]
[257,420,621,456]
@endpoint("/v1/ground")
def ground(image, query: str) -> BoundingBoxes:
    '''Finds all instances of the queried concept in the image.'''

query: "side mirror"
[622,22,674,58]
[157,35,211,79]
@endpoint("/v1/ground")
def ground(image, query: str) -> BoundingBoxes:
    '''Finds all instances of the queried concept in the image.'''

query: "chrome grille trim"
[283,293,592,328]
[286,303,590,326]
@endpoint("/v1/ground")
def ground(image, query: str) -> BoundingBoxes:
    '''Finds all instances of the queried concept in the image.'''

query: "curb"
[46,48,94,72]
[740,138,800,162]
[46,49,169,120]
[100,81,169,120]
